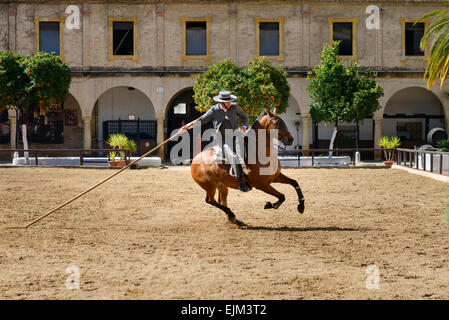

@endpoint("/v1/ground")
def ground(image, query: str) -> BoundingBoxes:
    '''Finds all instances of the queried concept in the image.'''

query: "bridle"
[249,112,292,150]
[268,115,290,149]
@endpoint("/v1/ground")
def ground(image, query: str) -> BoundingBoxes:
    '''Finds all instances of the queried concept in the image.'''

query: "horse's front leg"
[274,173,305,214]
[257,184,285,210]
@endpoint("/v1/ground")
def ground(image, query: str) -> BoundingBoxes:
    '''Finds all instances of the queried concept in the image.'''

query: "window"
[333,23,353,55]
[181,17,211,62]
[397,122,422,140]
[259,22,279,56]
[113,22,134,55]
[34,18,65,60]
[186,22,207,55]
[401,19,428,57]
[108,17,139,61]
[255,17,284,60]
[328,18,358,59]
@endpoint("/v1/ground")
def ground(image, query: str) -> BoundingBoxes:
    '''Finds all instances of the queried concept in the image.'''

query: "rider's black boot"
[236,163,252,192]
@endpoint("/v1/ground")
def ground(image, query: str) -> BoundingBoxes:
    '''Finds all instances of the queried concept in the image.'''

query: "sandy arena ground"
[0,166,448,299]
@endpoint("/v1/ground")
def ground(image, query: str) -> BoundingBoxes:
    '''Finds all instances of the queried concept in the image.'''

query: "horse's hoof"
[235,219,247,228]
[264,202,274,209]
[228,216,247,227]
[298,201,305,214]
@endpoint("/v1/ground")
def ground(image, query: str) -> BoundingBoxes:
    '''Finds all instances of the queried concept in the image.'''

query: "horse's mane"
[249,112,267,131]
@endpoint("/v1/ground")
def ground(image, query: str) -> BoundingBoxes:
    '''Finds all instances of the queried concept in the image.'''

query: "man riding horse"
[181,90,252,192]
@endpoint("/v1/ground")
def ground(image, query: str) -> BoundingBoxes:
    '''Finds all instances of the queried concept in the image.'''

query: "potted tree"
[306,42,384,159]
[106,133,137,167]
[378,136,401,167]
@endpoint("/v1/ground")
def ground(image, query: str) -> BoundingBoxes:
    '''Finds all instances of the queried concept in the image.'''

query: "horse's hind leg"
[274,173,305,214]
[217,183,228,207]
[257,184,285,210]
[204,184,245,227]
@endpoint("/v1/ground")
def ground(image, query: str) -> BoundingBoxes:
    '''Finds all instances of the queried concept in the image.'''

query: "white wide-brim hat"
[213,90,237,103]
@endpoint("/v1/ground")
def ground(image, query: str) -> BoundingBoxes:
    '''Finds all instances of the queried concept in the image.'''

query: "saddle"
[212,143,249,178]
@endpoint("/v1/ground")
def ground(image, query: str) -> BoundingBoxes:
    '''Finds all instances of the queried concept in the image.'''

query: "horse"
[190,108,305,226]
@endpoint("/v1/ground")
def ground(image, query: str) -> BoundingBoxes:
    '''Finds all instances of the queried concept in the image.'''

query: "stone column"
[228,4,238,63]
[374,9,384,67]
[82,5,91,68]
[83,116,92,151]
[156,117,165,160]
[8,111,17,149]
[8,4,16,51]
[301,115,311,152]
[301,5,311,67]
[156,4,165,68]
[374,118,383,160]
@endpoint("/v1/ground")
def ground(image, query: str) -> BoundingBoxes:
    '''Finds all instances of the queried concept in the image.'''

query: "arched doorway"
[383,87,445,148]
[92,86,156,155]
[165,88,212,163]
[21,93,83,148]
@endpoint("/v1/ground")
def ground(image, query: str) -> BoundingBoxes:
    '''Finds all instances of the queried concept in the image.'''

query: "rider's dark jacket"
[200,103,249,143]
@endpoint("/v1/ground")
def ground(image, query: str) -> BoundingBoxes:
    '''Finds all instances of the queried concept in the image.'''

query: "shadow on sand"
[241,225,381,232]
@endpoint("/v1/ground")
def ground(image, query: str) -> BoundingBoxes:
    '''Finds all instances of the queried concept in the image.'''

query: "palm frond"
[419,8,449,88]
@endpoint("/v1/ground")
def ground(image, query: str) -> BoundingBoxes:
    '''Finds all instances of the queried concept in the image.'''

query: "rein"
[249,113,288,151]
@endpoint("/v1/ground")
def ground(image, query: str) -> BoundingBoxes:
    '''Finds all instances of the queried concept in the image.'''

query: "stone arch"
[91,86,157,153]
[382,86,445,148]
[164,87,212,162]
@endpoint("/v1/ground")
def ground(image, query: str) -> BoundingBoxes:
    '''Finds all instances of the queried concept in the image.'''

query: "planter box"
[279,156,351,167]
[12,156,161,167]
[108,160,126,167]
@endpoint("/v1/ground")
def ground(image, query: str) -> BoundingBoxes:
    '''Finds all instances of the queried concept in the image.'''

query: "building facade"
[0,0,448,160]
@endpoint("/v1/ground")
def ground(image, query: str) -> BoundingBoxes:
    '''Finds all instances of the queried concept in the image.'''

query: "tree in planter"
[378,136,401,163]
[0,51,30,159]
[0,51,71,164]
[106,133,137,163]
[306,42,384,158]
[193,57,290,123]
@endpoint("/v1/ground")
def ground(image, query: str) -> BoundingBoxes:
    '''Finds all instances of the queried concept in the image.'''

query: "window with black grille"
[259,22,280,56]
[39,22,60,56]
[405,22,425,56]
[186,21,207,56]
[333,22,353,56]
[113,22,134,56]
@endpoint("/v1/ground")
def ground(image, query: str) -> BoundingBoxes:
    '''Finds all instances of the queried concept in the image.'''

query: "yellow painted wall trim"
[254,17,285,61]
[181,16,212,63]
[328,17,358,62]
[108,16,139,62]
[34,17,65,61]
[400,18,430,60]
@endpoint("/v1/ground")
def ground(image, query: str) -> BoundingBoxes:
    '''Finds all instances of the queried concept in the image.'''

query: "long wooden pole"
[24,116,202,228]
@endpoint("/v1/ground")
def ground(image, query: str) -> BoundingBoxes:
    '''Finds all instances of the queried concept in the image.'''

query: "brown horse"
[191,108,305,226]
